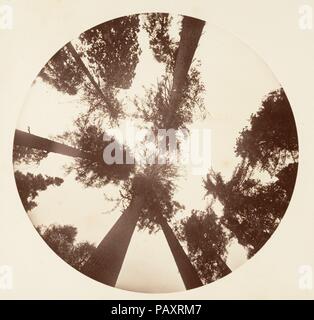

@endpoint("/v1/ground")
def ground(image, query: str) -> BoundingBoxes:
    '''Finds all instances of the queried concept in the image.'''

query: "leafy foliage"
[143,13,179,72]
[57,116,135,188]
[176,209,230,283]
[205,164,297,257]
[13,145,48,165]
[38,45,85,95]
[80,82,124,124]
[204,88,299,257]
[37,224,96,272]
[235,88,298,175]
[14,170,64,212]
[121,164,184,233]
[38,15,141,123]
[79,15,141,89]
[135,67,205,131]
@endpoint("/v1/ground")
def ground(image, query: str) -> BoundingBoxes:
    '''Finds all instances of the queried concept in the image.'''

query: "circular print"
[13,13,298,293]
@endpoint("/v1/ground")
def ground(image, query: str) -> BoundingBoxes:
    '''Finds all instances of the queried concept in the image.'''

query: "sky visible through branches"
[14,14,285,292]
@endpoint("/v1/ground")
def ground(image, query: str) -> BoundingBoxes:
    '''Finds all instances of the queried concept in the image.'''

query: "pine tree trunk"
[167,16,205,127]
[14,129,94,160]
[158,215,203,290]
[81,196,144,286]
[14,17,207,290]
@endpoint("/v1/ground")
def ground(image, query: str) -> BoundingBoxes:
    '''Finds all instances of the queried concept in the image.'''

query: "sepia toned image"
[12,13,298,293]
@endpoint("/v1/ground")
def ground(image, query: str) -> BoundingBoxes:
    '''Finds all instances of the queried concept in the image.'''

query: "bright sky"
[15,14,280,293]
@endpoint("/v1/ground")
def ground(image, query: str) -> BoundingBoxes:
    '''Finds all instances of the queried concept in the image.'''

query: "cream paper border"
[0,0,313,299]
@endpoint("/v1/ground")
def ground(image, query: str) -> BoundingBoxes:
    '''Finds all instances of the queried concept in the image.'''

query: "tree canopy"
[38,45,85,96]
[37,224,96,272]
[14,171,64,212]
[39,15,141,92]
[135,67,205,131]
[79,15,141,89]
[235,88,298,175]
[176,208,230,283]
[143,13,179,72]
[139,14,205,131]
[121,164,184,233]
[13,145,49,165]
[204,88,299,258]
[57,115,135,188]
[38,15,142,123]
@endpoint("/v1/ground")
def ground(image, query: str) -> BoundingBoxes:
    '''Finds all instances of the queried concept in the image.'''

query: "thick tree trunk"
[14,129,94,160]
[156,18,206,290]
[82,196,143,286]
[14,129,140,286]
[13,18,207,289]
[167,17,205,126]
[158,215,203,290]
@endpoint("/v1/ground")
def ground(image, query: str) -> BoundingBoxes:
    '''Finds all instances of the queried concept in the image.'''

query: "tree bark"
[82,196,144,286]
[14,129,141,286]
[13,17,207,289]
[158,215,203,290]
[167,17,205,127]
[14,129,94,160]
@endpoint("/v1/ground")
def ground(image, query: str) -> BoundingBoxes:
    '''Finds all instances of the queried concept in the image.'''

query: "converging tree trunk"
[13,16,207,290]
[169,17,205,113]
[14,129,141,286]
[81,16,206,287]
[82,196,144,286]
[14,130,94,160]
[158,215,203,289]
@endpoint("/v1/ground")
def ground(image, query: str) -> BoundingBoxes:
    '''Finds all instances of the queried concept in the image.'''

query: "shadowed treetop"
[121,164,184,233]
[38,15,142,123]
[39,15,141,93]
[134,67,205,131]
[37,224,96,272]
[176,208,230,284]
[13,145,49,165]
[204,88,299,257]
[79,15,142,89]
[14,170,64,212]
[235,88,298,176]
[38,45,85,96]
[56,115,135,188]
[143,13,179,72]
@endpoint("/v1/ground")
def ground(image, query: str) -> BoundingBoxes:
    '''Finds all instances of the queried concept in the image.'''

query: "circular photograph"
[13,13,298,293]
